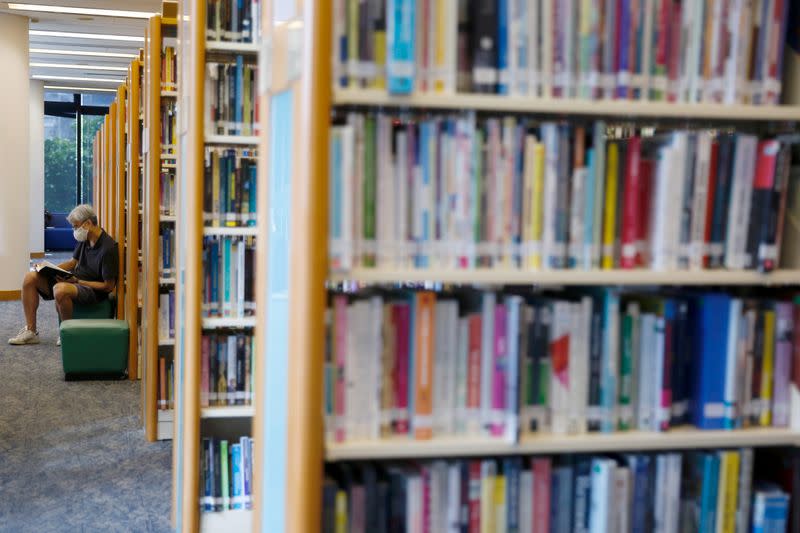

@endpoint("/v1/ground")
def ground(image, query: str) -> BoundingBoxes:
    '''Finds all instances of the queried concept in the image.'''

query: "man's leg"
[21,271,51,332]
[53,282,79,321]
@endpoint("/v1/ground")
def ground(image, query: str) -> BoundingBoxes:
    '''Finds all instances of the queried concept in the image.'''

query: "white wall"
[0,14,30,293]
[29,79,44,255]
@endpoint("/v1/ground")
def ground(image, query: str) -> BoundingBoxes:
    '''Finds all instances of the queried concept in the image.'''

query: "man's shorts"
[37,279,100,305]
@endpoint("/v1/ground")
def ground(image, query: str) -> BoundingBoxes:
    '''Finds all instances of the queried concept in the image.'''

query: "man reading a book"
[8,204,119,346]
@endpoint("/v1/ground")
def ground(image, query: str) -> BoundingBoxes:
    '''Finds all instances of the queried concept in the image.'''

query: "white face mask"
[73,225,89,242]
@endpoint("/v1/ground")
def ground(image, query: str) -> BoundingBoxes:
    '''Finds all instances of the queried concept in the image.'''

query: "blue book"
[698,453,720,532]
[329,131,342,250]
[416,122,432,268]
[504,457,522,533]
[752,487,790,533]
[210,239,219,311]
[572,459,592,533]
[591,288,620,432]
[627,454,653,533]
[386,0,415,94]
[549,466,561,533]
[241,436,252,509]
[505,296,521,443]
[497,0,509,94]
[512,0,528,94]
[202,438,214,511]
[230,443,243,509]
[235,55,244,135]
[248,165,257,225]
[691,294,733,429]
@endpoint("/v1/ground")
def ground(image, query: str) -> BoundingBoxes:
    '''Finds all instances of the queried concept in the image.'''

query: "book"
[34,261,72,283]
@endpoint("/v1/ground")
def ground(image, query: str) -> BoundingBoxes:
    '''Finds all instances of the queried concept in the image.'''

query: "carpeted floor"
[0,255,172,532]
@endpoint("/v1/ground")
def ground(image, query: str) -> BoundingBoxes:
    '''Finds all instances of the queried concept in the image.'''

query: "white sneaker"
[56,337,61,346]
[8,327,40,345]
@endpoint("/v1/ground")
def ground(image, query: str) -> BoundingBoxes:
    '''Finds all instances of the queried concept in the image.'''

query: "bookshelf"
[126,58,143,380]
[251,1,800,531]
[114,84,127,323]
[172,0,260,529]
[142,12,179,442]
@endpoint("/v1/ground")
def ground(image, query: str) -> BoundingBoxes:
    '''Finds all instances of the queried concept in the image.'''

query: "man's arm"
[57,258,77,271]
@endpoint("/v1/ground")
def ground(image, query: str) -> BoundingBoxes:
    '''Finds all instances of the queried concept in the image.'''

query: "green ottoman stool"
[60,319,129,380]
[72,299,115,320]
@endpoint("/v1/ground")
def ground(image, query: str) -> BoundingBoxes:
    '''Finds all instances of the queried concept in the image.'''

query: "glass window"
[80,114,104,204]
[81,93,115,107]
[44,113,77,213]
[44,91,75,102]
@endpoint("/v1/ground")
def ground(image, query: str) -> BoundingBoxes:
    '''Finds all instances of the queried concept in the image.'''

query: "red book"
[333,295,348,442]
[637,157,654,266]
[468,461,481,533]
[654,0,671,98]
[467,314,482,431]
[201,335,210,407]
[666,1,682,102]
[532,457,552,533]
[393,303,411,435]
[703,140,720,268]
[621,136,641,269]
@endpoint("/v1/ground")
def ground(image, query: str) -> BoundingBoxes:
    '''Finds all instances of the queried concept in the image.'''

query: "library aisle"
[0,259,171,533]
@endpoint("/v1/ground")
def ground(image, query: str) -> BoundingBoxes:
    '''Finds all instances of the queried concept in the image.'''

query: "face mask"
[73,225,89,242]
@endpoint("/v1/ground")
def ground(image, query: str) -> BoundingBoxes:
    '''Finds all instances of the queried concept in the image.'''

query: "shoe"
[8,327,40,345]
[56,337,61,346]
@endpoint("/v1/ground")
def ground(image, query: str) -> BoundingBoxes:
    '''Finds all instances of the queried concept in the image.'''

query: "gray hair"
[67,204,98,226]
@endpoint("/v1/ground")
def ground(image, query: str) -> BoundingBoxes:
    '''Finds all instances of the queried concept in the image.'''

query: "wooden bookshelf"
[329,268,800,286]
[142,13,178,442]
[172,0,260,529]
[333,88,800,121]
[126,59,142,381]
[114,84,127,321]
[326,428,800,462]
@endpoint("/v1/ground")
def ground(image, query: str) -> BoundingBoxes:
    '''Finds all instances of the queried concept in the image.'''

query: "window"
[81,93,115,107]
[44,94,108,214]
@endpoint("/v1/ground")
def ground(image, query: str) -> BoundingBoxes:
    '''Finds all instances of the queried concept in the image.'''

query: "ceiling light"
[31,62,128,71]
[33,75,123,83]
[30,48,138,59]
[44,85,117,93]
[9,3,155,18]
[30,30,144,43]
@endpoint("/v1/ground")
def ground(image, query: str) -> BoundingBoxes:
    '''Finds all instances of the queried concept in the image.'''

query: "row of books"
[205,0,261,44]
[200,436,254,513]
[160,101,177,148]
[203,148,257,227]
[160,171,176,216]
[324,289,800,443]
[205,58,259,137]
[329,113,799,272]
[158,355,174,410]
[161,46,177,91]
[158,290,175,343]
[201,236,255,318]
[323,449,795,533]
[335,0,790,105]
[159,228,175,274]
[200,332,254,407]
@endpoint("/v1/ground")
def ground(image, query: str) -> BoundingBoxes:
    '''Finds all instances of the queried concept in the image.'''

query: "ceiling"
[0,0,161,92]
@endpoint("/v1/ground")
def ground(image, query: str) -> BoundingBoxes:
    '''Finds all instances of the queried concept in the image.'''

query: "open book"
[34,261,73,283]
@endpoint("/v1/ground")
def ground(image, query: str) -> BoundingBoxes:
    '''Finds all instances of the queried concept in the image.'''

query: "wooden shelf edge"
[332,88,800,121]
[325,427,800,461]
[327,268,800,286]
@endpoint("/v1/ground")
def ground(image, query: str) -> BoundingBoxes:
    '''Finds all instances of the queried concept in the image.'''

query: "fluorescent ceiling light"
[9,3,155,18]
[31,48,137,59]
[33,74,123,83]
[31,62,128,71]
[30,30,144,43]
[44,85,117,93]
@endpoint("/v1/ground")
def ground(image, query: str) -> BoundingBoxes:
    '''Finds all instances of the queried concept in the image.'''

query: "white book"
[589,458,615,533]
[394,129,409,268]
[527,0,541,96]
[569,298,591,434]
[455,317,469,435]
[724,299,743,426]
[687,1,705,102]
[446,463,461,533]
[430,462,448,532]
[541,0,553,97]
[724,0,745,104]
[669,133,689,270]
[613,466,631,533]
[519,470,533,533]
[724,134,757,269]
[568,164,587,267]
[550,301,571,434]
[689,131,713,269]
[480,293,496,436]
[541,123,559,269]
[705,0,725,102]
[444,302,459,436]
[370,296,383,440]
[408,474,422,533]
[667,453,683,533]
[654,454,668,533]
[736,448,754,533]
[636,313,655,430]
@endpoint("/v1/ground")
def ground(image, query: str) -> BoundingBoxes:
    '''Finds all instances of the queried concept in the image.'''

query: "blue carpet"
[0,257,172,532]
